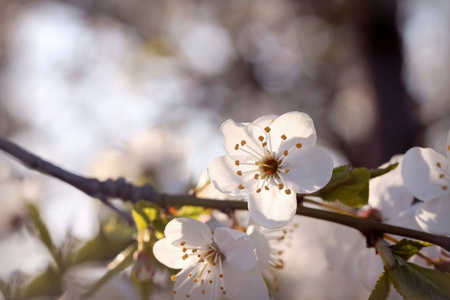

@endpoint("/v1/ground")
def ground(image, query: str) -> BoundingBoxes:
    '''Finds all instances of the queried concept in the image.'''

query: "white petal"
[252,114,278,127]
[402,147,450,201]
[207,156,258,195]
[369,155,414,219]
[171,264,215,299]
[415,197,450,235]
[153,238,190,269]
[281,146,334,194]
[164,218,212,247]
[213,227,256,270]
[221,119,266,159]
[248,188,296,228]
[222,265,269,300]
[246,224,271,271]
[269,111,317,154]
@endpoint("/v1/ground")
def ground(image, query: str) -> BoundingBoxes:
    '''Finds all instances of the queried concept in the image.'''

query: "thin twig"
[1,136,450,251]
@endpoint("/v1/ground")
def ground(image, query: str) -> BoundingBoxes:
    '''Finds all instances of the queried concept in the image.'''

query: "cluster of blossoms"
[153,111,333,299]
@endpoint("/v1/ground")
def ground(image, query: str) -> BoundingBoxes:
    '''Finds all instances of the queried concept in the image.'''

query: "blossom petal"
[153,238,190,269]
[269,111,317,154]
[207,155,258,195]
[213,227,256,270]
[246,223,271,271]
[281,145,334,194]
[221,119,266,159]
[252,114,278,128]
[248,188,296,228]
[164,218,212,247]
[415,197,450,235]
[369,155,414,219]
[221,264,269,300]
[402,147,450,201]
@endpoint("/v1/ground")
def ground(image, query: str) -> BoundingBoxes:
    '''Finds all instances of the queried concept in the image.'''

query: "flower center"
[262,159,278,175]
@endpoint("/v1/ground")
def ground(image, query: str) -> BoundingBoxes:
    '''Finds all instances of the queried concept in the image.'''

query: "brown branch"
[1,136,450,251]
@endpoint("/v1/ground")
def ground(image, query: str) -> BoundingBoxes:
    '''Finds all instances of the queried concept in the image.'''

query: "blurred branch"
[1,136,450,251]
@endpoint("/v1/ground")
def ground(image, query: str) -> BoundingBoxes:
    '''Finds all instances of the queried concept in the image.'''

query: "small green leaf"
[369,163,398,179]
[27,204,55,256]
[315,166,370,207]
[84,243,137,297]
[21,265,63,299]
[390,239,433,261]
[175,205,206,219]
[132,209,150,232]
[369,268,391,300]
[390,260,450,300]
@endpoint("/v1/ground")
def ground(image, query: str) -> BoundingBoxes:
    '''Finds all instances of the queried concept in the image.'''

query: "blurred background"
[0,0,450,299]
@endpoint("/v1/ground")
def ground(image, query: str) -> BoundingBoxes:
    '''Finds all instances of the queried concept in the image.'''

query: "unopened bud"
[132,250,156,281]
[374,239,397,270]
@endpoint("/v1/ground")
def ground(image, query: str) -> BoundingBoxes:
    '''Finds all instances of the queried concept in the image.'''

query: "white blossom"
[207,111,334,228]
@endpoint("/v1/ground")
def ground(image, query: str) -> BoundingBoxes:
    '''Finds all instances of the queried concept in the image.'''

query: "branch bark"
[1,136,449,251]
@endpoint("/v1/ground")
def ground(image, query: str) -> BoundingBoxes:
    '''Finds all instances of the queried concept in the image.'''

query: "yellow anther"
[440,174,445,179]
[241,140,246,146]
[193,278,198,282]
[182,247,187,252]
[285,169,290,173]
[237,170,243,176]
[256,188,262,193]
[235,144,239,150]
[223,291,227,295]
[447,145,450,151]
[238,184,245,190]
[192,249,197,253]
[219,274,224,278]
[265,186,269,190]
[173,291,177,294]
[285,189,292,195]
[180,241,186,246]
[188,273,192,277]
[202,289,206,294]
[254,174,259,179]
[283,150,288,156]
[437,162,442,168]
[281,134,287,140]
[209,280,213,284]
[296,143,302,149]
[171,275,177,281]
[258,136,264,142]
[182,254,189,260]
[186,294,190,298]
[278,184,284,189]
[262,142,267,147]
[265,127,271,132]
[443,185,448,191]
[235,160,240,166]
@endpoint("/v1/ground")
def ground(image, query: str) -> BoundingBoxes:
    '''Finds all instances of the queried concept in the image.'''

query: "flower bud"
[132,250,155,282]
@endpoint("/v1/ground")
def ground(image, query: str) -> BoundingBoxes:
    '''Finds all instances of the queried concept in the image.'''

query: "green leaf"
[132,209,151,232]
[390,260,450,300]
[175,205,206,219]
[390,239,433,261]
[315,165,370,207]
[369,268,391,300]
[27,204,56,256]
[368,163,398,179]
[84,243,137,297]
[131,276,154,300]
[21,265,62,299]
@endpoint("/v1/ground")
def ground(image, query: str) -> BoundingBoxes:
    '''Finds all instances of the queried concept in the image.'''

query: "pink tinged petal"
[369,155,414,219]
[269,111,317,153]
[153,238,191,269]
[164,218,212,247]
[402,147,450,201]
[248,188,297,228]
[415,197,450,235]
[207,156,259,195]
[221,264,270,300]
[213,228,257,270]
[281,146,334,194]
[221,119,266,159]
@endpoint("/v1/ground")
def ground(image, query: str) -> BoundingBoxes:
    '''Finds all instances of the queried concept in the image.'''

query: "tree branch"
[1,136,450,251]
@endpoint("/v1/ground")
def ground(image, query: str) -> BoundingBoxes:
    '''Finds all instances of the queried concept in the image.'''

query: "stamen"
[235,144,239,150]
[285,189,292,195]
[262,142,267,147]
[238,184,245,190]
[241,140,246,146]
[171,275,177,281]
[256,188,262,193]
[281,134,287,140]
[258,136,264,142]
[443,185,448,191]
[440,174,445,179]
[237,171,243,176]
[265,127,271,132]
[235,160,240,166]
[283,150,288,156]
[296,143,302,149]
[437,162,442,168]
[278,184,284,189]
[265,186,269,190]
[254,174,260,180]
[447,145,450,151]
[285,169,290,173]
[180,241,186,246]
